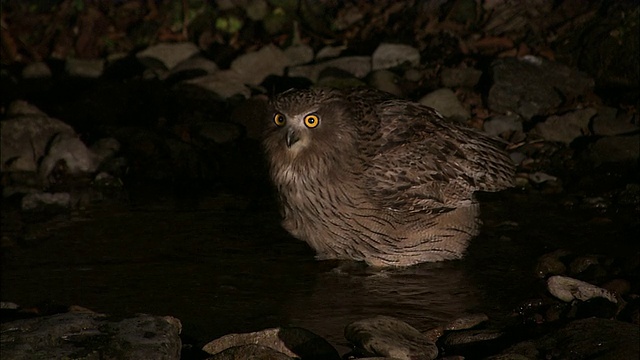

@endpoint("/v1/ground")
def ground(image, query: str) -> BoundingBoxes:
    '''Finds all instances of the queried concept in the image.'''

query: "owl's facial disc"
[286,128,299,148]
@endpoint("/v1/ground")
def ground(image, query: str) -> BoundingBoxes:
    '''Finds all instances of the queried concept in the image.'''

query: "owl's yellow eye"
[274,113,286,127]
[304,114,320,128]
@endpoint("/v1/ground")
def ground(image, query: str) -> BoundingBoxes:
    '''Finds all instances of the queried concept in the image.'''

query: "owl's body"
[263,88,514,267]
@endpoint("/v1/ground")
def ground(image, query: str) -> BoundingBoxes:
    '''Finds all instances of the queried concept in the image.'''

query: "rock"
[186,71,251,99]
[39,133,99,184]
[288,56,372,83]
[284,44,314,66]
[372,43,421,70]
[243,0,268,21]
[21,192,71,211]
[488,56,594,120]
[547,275,617,303]
[440,329,503,347]
[6,100,48,116]
[202,327,340,360]
[418,88,470,122]
[441,67,482,88]
[198,122,243,144]
[528,172,558,184]
[65,58,105,78]
[589,134,640,165]
[316,45,347,60]
[137,42,201,71]
[207,344,293,360]
[170,56,220,77]
[334,4,364,30]
[230,44,291,85]
[533,108,597,144]
[1,110,76,173]
[0,312,182,360]
[444,313,489,331]
[569,255,600,275]
[368,70,403,97]
[483,114,523,137]
[344,316,438,360]
[90,138,121,165]
[592,107,639,136]
[503,318,639,360]
[535,249,571,278]
[22,61,52,79]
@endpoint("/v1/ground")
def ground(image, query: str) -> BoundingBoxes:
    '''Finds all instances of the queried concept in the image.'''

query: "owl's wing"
[362,100,515,213]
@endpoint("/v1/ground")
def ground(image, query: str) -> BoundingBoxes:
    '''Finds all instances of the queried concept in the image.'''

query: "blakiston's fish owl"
[263,87,514,267]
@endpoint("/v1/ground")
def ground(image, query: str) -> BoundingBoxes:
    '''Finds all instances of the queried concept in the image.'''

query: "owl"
[263,87,514,267]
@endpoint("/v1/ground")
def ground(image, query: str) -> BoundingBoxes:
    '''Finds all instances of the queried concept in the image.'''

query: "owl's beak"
[286,128,299,148]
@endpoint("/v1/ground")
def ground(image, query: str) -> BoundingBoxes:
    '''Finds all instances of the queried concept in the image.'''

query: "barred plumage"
[263,87,514,267]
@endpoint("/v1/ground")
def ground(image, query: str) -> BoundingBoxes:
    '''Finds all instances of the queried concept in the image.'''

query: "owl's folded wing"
[363,101,515,213]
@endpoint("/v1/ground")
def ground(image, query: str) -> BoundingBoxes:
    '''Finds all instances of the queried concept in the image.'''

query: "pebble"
[444,313,489,331]
[419,88,470,122]
[535,249,570,278]
[440,67,482,88]
[186,70,251,99]
[136,42,201,71]
[288,56,372,83]
[344,315,438,360]
[533,108,597,144]
[22,61,52,79]
[589,134,640,165]
[65,58,105,78]
[483,114,523,137]
[372,43,421,70]
[230,44,291,85]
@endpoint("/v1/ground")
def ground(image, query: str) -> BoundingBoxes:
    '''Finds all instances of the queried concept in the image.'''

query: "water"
[1,186,638,354]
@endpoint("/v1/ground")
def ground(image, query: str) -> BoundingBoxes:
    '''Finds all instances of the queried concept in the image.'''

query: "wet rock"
[136,42,201,70]
[230,44,291,85]
[316,45,347,60]
[288,56,372,83]
[66,58,105,78]
[39,133,98,184]
[202,327,340,360]
[0,312,182,360]
[592,107,639,136]
[488,56,594,120]
[528,172,558,184]
[547,275,617,303]
[535,249,571,278]
[22,61,52,79]
[483,114,523,137]
[368,70,403,97]
[503,318,639,359]
[21,192,71,211]
[198,122,243,144]
[440,67,482,88]
[1,107,76,173]
[418,88,470,122]
[440,329,503,349]
[344,315,438,360]
[284,44,314,66]
[372,43,421,70]
[533,108,596,144]
[589,134,640,165]
[569,255,600,275]
[444,313,489,331]
[207,344,293,360]
[186,71,251,99]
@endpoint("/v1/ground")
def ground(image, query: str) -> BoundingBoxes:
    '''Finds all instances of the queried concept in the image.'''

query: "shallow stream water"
[1,185,638,354]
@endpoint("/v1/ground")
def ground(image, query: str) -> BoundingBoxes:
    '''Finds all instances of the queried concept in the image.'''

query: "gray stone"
[207,344,293,360]
[202,327,339,360]
[528,172,558,184]
[594,110,639,136]
[1,112,76,173]
[418,88,470,122]
[186,70,251,99]
[22,61,52,79]
[243,0,268,21]
[368,70,403,97]
[171,56,219,76]
[441,67,482,88]
[66,58,105,78]
[441,329,503,347]
[231,44,291,85]
[589,134,640,165]
[344,315,438,360]
[6,100,48,116]
[21,192,71,211]
[535,249,571,278]
[334,5,364,30]
[569,255,600,275]
[284,44,314,66]
[444,313,489,331]
[137,42,201,70]
[488,56,594,120]
[547,275,617,303]
[289,56,372,83]
[534,108,597,144]
[372,43,421,70]
[504,318,639,360]
[39,133,98,183]
[90,138,121,165]
[0,312,182,360]
[316,45,347,60]
[483,114,523,137]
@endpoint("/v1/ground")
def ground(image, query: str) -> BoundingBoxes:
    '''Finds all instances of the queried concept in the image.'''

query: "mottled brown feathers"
[263,87,515,267]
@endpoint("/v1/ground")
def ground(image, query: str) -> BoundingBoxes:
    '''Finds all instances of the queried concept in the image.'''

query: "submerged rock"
[344,315,438,360]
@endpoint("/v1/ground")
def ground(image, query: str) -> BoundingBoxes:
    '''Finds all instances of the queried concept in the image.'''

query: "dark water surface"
[1,187,638,353]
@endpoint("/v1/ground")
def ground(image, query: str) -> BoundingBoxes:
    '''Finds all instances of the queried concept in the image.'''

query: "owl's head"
[263,88,357,164]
